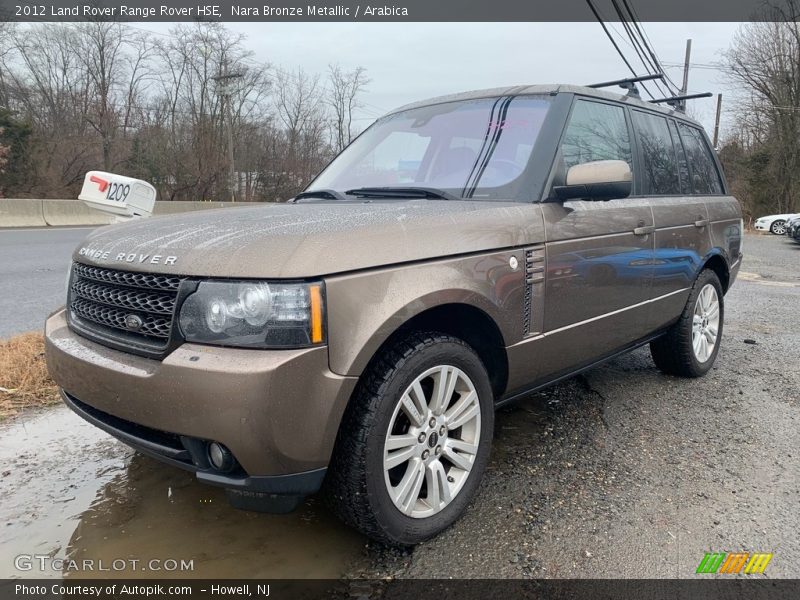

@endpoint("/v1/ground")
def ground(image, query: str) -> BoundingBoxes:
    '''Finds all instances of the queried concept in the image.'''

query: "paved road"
[0,227,93,338]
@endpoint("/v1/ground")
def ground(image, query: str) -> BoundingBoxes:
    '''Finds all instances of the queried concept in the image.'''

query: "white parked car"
[754,213,798,235]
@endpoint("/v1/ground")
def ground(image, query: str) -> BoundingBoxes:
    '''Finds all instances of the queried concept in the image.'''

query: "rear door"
[539,98,655,377]
[675,122,741,270]
[630,110,711,332]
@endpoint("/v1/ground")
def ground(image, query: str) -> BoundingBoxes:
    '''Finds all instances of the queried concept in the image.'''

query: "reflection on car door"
[676,122,741,277]
[539,98,655,378]
[630,111,711,332]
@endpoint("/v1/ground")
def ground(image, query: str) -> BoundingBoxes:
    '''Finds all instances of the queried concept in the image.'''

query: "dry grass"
[0,332,60,421]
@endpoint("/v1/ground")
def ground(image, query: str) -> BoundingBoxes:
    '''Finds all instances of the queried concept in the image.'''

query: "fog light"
[207,442,235,472]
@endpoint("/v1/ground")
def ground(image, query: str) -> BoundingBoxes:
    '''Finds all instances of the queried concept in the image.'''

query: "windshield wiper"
[344,187,459,201]
[290,188,347,202]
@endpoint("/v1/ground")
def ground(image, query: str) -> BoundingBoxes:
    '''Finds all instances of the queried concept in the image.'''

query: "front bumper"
[753,222,769,231]
[45,309,358,493]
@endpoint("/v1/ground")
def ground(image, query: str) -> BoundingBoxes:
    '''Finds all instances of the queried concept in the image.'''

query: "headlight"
[179,280,325,348]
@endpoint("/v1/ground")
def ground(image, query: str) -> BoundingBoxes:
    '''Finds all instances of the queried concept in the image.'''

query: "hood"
[73,201,543,278]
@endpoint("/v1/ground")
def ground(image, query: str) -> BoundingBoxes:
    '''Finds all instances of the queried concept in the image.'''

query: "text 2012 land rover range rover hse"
[45,84,742,545]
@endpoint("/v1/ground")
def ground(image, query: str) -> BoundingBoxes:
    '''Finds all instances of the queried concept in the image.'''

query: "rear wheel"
[770,220,786,235]
[324,332,494,545]
[650,269,723,377]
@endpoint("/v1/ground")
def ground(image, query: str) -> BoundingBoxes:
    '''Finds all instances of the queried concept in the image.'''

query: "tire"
[323,332,494,545]
[650,269,724,378]
[770,220,786,235]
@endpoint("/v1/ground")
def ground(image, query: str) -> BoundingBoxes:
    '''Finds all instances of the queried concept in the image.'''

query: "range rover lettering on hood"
[78,247,177,265]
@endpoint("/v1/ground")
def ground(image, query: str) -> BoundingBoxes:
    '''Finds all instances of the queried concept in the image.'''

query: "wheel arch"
[701,252,731,293]
[375,302,510,400]
[325,249,526,395]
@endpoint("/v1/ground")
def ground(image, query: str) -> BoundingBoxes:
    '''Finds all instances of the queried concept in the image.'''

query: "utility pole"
[680,39,692,112]
[713,94,723,148]
[213,61,243,202]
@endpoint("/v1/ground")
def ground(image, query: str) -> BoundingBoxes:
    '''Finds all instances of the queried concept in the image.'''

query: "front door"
[539,98,654,377]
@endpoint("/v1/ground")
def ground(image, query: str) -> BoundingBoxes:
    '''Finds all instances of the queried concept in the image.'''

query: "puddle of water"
[0,406,365,579]
[0,407,127,577]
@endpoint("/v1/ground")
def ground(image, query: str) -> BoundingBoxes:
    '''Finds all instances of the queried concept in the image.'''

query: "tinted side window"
[561,100,631,169]
[677,123,723,194]
[631,111,680,195]
[668,120,692,195]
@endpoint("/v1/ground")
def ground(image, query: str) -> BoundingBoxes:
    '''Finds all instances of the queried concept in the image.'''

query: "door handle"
[694,219,709,228]
[633,225,655,236]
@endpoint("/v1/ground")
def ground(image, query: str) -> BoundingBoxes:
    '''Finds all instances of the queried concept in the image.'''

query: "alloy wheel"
[383,365,481,518]
[771,221,787,235]
[692,283,720,363]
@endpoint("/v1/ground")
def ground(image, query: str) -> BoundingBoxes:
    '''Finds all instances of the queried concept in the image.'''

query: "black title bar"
[2,579,800,600]
[0,0,798,22]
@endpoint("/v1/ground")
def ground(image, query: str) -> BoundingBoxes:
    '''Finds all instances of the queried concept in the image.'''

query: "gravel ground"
[348,233,800,578]
[1,232,797,580]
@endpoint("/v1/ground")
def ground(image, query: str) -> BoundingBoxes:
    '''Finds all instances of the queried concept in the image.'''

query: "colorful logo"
[696,552,773,574]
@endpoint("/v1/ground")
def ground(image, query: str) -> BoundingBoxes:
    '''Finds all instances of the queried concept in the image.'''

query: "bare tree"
[78,22,154,171]
[272,67,332,195]
[149,23,270,201]
[327,63,370,152]
[0,23,15,106]
[724,3,800,214]
[274,67,323,146]
[0,22,334,201]
[1,24,95,195]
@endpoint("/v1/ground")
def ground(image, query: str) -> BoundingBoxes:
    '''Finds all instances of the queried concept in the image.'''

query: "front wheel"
[650,269,724,377]
[770,220,786,235]
[324,332,494,545]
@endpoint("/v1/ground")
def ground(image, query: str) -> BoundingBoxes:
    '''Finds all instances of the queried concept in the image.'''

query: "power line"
[620,0,683,95]
[584,0,658,100]
[662,61,732,73]
[609,0,672,98]
[126,24,174,38]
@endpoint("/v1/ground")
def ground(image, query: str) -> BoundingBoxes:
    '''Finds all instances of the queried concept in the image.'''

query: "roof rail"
[650,92,713,111]
[587,74,664,99]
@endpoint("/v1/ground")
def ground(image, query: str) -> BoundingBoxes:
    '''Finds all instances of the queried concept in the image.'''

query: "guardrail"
[0,199,249,228]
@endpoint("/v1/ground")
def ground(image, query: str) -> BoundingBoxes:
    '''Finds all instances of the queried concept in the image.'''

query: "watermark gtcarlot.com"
[15,554,195,573]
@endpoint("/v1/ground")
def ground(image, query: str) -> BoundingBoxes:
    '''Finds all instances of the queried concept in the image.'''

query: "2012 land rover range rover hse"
[45,84,742,545]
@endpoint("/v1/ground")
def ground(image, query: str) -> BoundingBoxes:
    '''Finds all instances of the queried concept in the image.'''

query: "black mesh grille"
[71,297,173,338]
[71,279,176,315]
[68,262,186,353]
[73,263,183,291]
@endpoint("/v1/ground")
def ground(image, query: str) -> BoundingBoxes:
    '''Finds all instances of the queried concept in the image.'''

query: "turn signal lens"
[310,285,323,344]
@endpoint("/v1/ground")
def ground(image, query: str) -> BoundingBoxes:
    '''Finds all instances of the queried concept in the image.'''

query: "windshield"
[307,96,552,199]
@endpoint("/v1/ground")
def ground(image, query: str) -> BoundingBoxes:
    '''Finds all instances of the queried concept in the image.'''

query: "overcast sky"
[141,21,743,137]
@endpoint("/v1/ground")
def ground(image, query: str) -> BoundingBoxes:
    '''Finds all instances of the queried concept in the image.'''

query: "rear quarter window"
[676,123,724,195]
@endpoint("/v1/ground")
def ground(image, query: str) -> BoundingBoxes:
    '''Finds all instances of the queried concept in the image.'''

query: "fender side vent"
[523,246,545,335]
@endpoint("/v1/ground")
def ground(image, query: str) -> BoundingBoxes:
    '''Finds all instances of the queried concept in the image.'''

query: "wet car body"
[45,84,743,543]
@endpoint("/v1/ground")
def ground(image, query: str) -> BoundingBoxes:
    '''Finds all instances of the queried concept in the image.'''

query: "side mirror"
[552,160,632,201]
